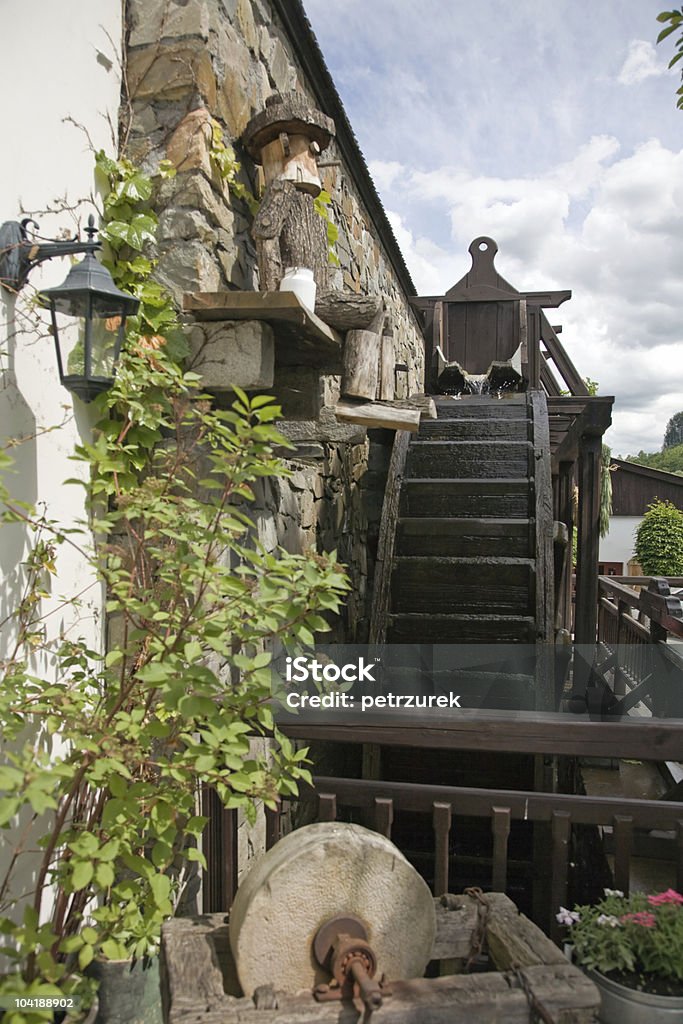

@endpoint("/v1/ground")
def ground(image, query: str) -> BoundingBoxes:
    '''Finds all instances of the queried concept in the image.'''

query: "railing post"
[614,598,629,697]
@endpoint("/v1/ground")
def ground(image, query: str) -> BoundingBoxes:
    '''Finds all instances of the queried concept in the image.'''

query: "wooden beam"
[540,313,588,396]
[279,710,683,761]
[574,433,602,644]
[521,290,572,307]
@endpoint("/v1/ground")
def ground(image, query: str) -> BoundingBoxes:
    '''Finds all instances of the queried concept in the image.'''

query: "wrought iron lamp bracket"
[0,215,101,293]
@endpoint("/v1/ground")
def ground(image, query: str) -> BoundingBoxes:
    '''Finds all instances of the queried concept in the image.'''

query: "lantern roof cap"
[39,252,140,318]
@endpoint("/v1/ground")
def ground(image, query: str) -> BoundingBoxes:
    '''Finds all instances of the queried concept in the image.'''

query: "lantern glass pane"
[64,315,122,379]
[52,311,84,378]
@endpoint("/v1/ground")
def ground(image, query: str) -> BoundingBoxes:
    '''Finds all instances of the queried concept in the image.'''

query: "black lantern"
[0,214,139,402]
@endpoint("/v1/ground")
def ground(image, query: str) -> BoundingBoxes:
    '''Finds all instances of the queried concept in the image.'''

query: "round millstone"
[229,821,436,996]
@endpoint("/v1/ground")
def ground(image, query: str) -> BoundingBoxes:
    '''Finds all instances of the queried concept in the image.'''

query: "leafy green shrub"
[0,152,349,1021]
[635,499,683,575]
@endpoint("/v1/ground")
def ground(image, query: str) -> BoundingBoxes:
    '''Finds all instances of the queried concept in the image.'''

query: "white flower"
[597,914,620,928]
[603,888,624,898]
[556,907,581,926]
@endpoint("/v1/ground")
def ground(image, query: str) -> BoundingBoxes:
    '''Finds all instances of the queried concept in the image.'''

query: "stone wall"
[124,0,424,645]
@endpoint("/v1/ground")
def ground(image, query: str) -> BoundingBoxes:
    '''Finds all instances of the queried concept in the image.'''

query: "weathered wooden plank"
[418,417,530,440]
[406,441,532,479]
[161,914,241,1022]
[400,478,531,518]
[386,613,537,644]
[392,557,535,616]
[334,399,421,432]
[514,964,599,1024]
[396,517,531,558]
[432,896,479,960]
[279,711,683,761]
[482,893,567,971]
[433,397,528,418]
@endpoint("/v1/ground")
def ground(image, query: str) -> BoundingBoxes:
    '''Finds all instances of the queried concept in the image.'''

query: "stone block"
[157,207,216,244]
[270,38,292,93]
[272,366,324,419]
[157,240,223,300]
[187,320,274,391]
[165,108,213,176]
[127,42,217,108]
[128,0,211,46]
[275,407,366,445]
[236,0,258,51]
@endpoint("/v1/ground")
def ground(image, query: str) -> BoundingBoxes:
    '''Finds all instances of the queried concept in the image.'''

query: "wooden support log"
[314,290,384,331]
[341,328,382,399]
[340,303,386,400]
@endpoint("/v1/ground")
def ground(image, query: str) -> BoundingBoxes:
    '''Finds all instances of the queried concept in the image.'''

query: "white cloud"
[303,0,683,457]
[617,40,666,85]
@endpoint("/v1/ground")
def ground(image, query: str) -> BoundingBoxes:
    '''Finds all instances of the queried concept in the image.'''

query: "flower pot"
[587,969,683,1023]
[86,957,162,1024]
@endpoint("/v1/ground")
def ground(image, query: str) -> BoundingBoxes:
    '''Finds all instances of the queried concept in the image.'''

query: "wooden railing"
[595,576,683,716]
[266,767,683,943]
[272,710,683,940]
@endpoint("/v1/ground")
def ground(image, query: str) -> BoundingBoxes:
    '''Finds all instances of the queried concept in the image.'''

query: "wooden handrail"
[368,429,410,643]
[598,575,683,639]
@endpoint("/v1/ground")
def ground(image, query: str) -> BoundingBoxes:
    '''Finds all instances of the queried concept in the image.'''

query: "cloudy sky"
[303,0,683,457]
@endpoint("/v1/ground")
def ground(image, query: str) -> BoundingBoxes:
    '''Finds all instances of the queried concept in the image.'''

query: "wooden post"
[575,433,602,644]
[201,786,237,912]
[557,462,574,634]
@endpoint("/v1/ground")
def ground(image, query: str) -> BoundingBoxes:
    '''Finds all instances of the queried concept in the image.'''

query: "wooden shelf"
[183,290,342,369]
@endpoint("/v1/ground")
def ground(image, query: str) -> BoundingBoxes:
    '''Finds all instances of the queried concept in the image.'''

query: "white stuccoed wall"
[0,0,122,926]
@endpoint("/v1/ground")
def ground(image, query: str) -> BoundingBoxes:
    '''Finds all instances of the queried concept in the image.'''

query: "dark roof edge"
[271,0,417,299]
[611,458,683,486]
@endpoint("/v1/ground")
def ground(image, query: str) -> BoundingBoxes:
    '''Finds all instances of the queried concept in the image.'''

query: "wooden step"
[396,517,532,558]
[417,417,531,441]
[406,441,533,479]
[400,478,532,518]
[433,397,529,419]
[387,613,537,643]
[391,556,535,615]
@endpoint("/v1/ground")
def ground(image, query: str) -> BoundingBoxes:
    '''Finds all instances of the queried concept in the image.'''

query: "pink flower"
[647,889,683,906]
[620,911,657,928]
